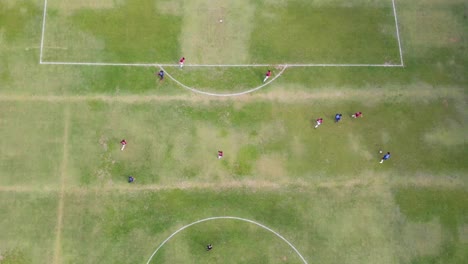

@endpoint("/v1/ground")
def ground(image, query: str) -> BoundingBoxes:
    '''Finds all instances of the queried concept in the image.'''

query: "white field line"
[160,65,288,97]
[145,216,308,264]
[40,0,403,67]
[392,0,404,66]
[26,46,68,51]
[41,61,159,67]
[40,61,403,68]
[52,107,70,264]
[39,0,49,63]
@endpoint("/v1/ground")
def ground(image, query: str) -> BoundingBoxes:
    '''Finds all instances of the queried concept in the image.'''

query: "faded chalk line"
[39,0,49,63]
[52,107,70,264]
[145,216,308,264]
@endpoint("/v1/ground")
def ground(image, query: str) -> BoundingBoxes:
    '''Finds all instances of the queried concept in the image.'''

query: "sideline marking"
[39,0,49,63]
[52,107,70,264]
[160,65,287,97]
[391,0,404,66]
[146,216,308,264]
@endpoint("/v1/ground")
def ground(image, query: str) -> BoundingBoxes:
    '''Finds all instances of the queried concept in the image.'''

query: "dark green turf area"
[394,187,468,264]
[70,1,181,62]
[43,0,182,62]
[0,1,40,42]
[250,2,399,64]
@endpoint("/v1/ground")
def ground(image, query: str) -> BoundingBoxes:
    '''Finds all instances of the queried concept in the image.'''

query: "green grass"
[62,98,466,189]
[42,0,399,64]
[0,192,58,263]
[250,0,399,64]
[44,0,182,62]
[0,0,467,263]
[0,98,465,263]
[0,102,65,187]
[394,187,468,263]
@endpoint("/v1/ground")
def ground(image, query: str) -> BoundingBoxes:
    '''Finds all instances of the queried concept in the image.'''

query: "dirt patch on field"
[395,173,467,188]
[459,224,468,244]
[0,86,463,104]
[402,2,466,49]
[424,124,467,146]
[0,186,53,192]
[50,0,119,14]
[255,154,287,180]
[401,220,443,259]
[348,133,373,160]
[180,0,255,64]
[157,0,183,16]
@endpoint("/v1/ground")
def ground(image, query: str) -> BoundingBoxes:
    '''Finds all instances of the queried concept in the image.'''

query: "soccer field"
[0,0,467,264]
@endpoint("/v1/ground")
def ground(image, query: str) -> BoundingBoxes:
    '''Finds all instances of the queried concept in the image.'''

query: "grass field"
[0,0,467,264]
[41,0,400,64]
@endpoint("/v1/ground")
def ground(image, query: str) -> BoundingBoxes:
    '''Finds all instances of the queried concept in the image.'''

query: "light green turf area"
[64,98,466,188]
[0,102,64,187]
[0,0,467,263]
[55,185,468,264]
[0,97,465,263]
[0,192,58,264]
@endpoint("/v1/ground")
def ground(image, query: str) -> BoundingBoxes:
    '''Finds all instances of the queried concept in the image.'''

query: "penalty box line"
[39,0,49,63]
[391,0,404,66]
[40,0,404,67]
[40,61,404,67]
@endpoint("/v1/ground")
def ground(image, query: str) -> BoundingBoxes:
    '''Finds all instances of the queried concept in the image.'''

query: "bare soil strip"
[52,107,70,264]
[0,175,465,195]
[0,86,463,103]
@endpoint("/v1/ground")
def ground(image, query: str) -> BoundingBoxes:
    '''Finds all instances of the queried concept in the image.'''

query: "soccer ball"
[219,19,223,23]
[379,150,383,154]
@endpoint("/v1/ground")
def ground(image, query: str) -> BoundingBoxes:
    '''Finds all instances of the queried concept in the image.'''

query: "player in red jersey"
[218,150,223,159]
[263,70,272,83]
[179,57,185,68]
[352,112,363,118]
[120,139,127,151]
[315,118,323,129]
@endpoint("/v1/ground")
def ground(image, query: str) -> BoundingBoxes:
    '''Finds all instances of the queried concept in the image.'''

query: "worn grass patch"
[0,102,64,187]
[0,192,58,264]
[60,96,467,190]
